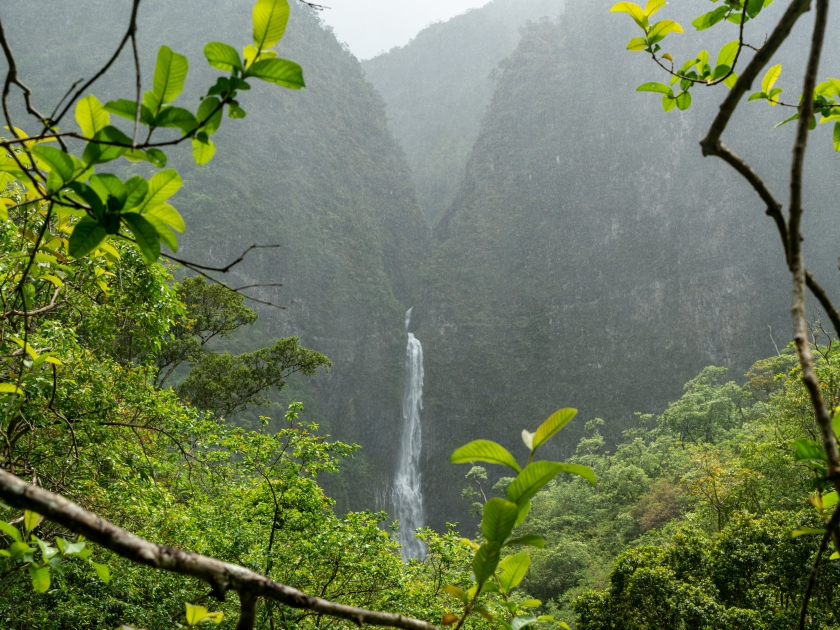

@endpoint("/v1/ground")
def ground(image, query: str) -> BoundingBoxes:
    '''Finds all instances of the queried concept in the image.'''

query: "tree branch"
[0,469,438,630]
[800,502,840,629]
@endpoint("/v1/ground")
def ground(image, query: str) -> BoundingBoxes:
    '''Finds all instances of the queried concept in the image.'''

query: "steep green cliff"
[362,0,564,225]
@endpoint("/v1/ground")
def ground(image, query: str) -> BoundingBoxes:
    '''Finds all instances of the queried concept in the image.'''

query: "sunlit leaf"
[122,212,161,263]
[504,534,544,548]
[28,565,50,593]
[609,2,648,29]
[643,0,665,17]
[692,6,728,30]
[715,41,740,70]
[23,510,43,534]
[451,440,521,473]
[248,58,305,89]
[637,82,674,96]
[647,19,683,45]
[626,37,648,51]
[498,553,530,592]
[75,95,110,138]
[761,64,782,94]
[532,408,577,450]
[204,42,243,72]
[253,0,290,50]
[482,498,519,543]
[472,541,501,585]
[507,462,565,505]
[153,46,189,105]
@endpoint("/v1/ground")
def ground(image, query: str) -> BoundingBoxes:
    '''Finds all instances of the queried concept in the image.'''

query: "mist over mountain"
[363,0,564,225]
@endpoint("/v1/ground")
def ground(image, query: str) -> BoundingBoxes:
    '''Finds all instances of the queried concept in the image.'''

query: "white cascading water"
[393,307,426,561]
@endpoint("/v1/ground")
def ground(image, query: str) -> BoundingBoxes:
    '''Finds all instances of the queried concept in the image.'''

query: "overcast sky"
[316,0,490,60]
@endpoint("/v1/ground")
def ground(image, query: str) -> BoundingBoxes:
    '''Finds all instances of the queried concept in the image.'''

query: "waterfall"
[393,307,426,561]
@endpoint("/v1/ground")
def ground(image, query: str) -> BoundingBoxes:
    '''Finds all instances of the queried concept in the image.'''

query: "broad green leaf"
[31,145,74,182]
[775,112,799,128]
[68,217,107,259]
[57,537,88,557]
[90,561,111,583]
[831,551,840,560]
[792,527,826,537]
[155,107,198,132]
[104,99,155,125]
[609,2,647,28]
[643,0,665,17]
[746,0,764,18]
[647,19,683,45]
[507,462,565,505]
[138,170,182,213]
[511,616,537,630]
[243,44,277,67]
[715,41,740,70]
[533,408,577,450]
[145,203,185,232]
[191,137,216,165]
[32,536,58,560]
[637,82,673,96]
[196,97,224,135]
[204,42,243,72]
[253,0,290,50]
[248,58,305,89]
[75,95,110,137]
[90,174,127,206]
[144,214,179,252]
[23,510,42,534]
[472,541,501,585]
[823,491,839,510]
[762,64,782,93]
[692,6,728,30]
[662,94,677,112]
[122,212,161,263]
[451,440,521,473]
[442,584,468,604]
[482,498,519,543]
[153,46,188,105]
[767,87,783,105]
[498,553,530,592]
[90,126,132,164]
[0,520,21,543]
[504,534,545,548]
[28,565,50,593]
[125,176,149,210]
[514,500,530,527]
[748,91,767,102]
[626,37,648,51]
[793,438,826,462]
[557,463,596,486]
[9,541,35,559]
[520,600,542,608]
[724,71,738,89]
[441,614,459,626]
[834,121,840,152]
[0,383,23,396]
[676,90,692,110]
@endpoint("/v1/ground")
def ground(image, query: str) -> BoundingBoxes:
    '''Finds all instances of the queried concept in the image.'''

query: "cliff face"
[7,0,432,511]
[410,0,840,527]
[362,0,564,225]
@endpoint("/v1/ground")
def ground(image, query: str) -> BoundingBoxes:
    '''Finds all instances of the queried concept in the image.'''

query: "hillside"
[362,0,564,225]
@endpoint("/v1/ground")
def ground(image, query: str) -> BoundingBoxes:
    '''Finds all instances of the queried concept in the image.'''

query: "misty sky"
[316,0,489,59]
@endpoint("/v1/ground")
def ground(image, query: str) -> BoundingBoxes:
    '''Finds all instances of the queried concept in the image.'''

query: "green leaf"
[792,527,826,537]
[520,600,542,608]
[643,0,665,17]
[28,565,50,593]
[626,37,648,51]
[191,137,216,165]
[9,541,35,559]
[609,2,648,29]
[472,541,501,585]
[90,561,111,583]
[75,95,110,137]
[137,170,182,213]
[532,408,577,450]
[0,520,21,543]
[514,500,530,527]
[144,213,179,252]
[762,64,782,93]
[204,42,243,72]
[248,58,305,89]
[57,537,89,558]
[90,174,127,206]
[636,82,673,96]
[498,553,530,592]
[68,217,107,259]
[253,0,290,50]
[482,498,519,543]
[442,584,468,604]
[122,212,161,263]
[451,440,521,473]
[104,99,155,126]
[834,121,840,152]
[662,94,677,112]
[155,107,198,132]
[823,491,839,510]
[23,510,42,534]
[746,0,764,18]
[507,462,566,505]
[715,41,740,70]
[557,463,596,486]
[0,383,23,396]
[124,177,149,210]
[90,126,132,164]
[32,536,58,560]
[748,91,767,102]
[196,97,224,135]
[676,90,692,110]
[793,438,826,462]
[511,616,538,630]
[647,20,683,45]
[724,71,738,89]
[504,534,545,548]
[31,145,74,182]
[775,112,799,128]
[692,6,728,30]
[153,46,189,105]
[145,203,185,232]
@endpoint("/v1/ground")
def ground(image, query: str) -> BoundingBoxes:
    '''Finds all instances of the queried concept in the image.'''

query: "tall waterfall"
[393,307,426,561]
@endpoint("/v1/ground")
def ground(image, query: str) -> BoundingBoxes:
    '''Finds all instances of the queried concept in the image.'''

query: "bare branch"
[164,244,279,273]
[0,469,438,630]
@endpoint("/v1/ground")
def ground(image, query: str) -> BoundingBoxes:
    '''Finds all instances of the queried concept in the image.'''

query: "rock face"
[409,0,840,528]
[363,0,564,225]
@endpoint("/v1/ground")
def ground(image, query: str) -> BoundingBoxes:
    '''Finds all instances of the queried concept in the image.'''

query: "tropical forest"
[1,0,840,628]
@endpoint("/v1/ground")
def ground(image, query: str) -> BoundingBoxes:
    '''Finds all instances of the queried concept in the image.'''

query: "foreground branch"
[0,469,438,630]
